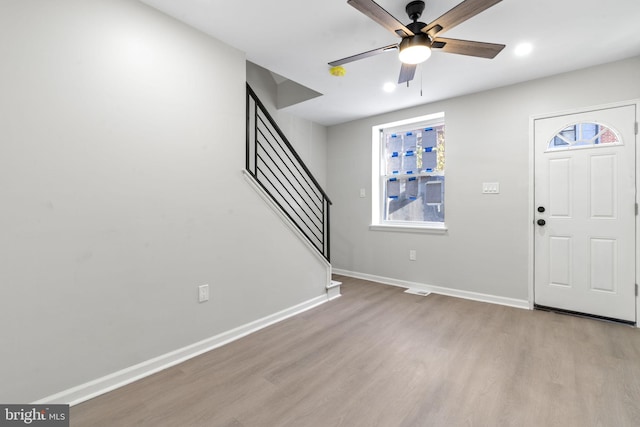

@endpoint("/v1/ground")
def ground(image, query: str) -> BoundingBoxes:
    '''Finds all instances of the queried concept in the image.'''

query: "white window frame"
[370,112,447,233]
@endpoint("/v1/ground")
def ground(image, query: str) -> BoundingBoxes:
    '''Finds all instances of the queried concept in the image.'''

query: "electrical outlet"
[409,250,417,261]
[198,284,209,303]
[359,188,366,198]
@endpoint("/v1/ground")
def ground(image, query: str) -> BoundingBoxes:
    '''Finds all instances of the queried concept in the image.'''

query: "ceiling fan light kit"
[398,34,432,64]
[329,0,506,84]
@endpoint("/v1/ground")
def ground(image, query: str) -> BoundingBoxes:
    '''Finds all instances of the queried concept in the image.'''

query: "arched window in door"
[547,122,621,151]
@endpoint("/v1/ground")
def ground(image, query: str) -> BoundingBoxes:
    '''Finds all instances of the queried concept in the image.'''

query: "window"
[548,122,621,151]
[371,113,446,231]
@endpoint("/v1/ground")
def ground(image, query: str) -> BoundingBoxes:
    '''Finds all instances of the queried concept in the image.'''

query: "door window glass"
[547,122,621,151]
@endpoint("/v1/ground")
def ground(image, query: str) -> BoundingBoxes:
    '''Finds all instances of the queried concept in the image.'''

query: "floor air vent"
[404,289,431,297]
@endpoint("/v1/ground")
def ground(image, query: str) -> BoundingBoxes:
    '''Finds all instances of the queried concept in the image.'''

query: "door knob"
[537,206,545,213]
[537,219,546,226]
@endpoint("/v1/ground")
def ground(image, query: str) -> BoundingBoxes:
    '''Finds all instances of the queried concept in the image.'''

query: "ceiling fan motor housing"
[406,20,427,36]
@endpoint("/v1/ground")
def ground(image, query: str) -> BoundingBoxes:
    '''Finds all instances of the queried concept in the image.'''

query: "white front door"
[534,104,637,322]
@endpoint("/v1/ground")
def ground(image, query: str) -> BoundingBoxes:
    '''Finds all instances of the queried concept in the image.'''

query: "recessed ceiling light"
[383,82,396,93]
[514,42,533,57]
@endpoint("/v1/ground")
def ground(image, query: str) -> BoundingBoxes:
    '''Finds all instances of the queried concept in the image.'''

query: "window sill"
[369,223,448,234]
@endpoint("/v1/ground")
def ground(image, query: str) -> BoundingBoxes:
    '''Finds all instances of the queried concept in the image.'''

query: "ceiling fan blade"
[329,44,398,67]
[424,0,502,37]
[398,63,417,84]
[432,37,505,58]
[348,0,414,37]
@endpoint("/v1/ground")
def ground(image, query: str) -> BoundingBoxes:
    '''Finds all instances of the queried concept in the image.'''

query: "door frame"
[528,99,640,325]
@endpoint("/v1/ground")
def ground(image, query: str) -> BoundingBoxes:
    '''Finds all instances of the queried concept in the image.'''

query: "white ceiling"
[140,0,640,126]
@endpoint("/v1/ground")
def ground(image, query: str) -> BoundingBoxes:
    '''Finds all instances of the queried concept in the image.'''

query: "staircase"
[245,84,332,263]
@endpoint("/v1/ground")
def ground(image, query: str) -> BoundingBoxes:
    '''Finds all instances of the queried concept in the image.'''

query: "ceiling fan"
[329,0,506,84]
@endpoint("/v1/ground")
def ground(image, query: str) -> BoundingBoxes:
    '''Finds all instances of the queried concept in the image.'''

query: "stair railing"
[246,84,331,261]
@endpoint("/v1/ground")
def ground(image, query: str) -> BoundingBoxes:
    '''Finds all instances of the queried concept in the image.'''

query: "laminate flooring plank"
[71,276,640,426]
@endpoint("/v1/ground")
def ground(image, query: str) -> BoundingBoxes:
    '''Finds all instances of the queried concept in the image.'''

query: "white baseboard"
[326,280,342,301]
[332,268,529,310]
[35,294,329,406]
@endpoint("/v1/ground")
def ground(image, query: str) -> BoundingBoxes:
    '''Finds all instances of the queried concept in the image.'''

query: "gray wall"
[328,56,640,301]
[0,0,327,403]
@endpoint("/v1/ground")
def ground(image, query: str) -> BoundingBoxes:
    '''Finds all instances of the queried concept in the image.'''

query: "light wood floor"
[71,275,640,426]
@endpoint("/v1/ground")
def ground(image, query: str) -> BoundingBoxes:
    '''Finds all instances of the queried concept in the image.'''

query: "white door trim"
[528,99,640,324]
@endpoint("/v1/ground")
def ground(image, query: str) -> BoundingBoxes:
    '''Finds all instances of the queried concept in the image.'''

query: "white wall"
[327,56,640,301]
[0,0,328,403]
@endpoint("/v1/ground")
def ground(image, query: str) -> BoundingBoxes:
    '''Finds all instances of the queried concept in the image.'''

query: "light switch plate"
[482,182,500,194]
